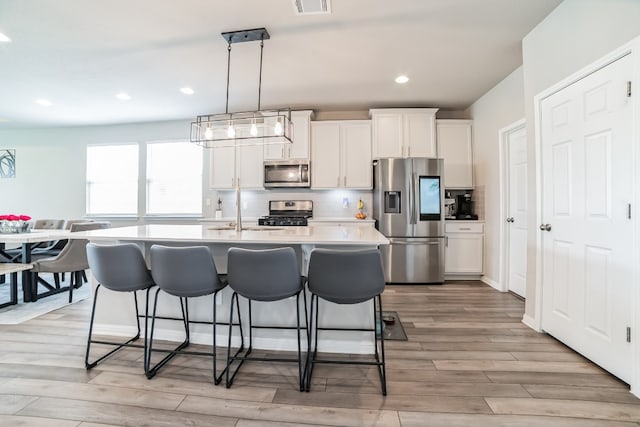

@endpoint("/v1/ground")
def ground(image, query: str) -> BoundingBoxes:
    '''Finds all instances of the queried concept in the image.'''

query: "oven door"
[264,161,310,188]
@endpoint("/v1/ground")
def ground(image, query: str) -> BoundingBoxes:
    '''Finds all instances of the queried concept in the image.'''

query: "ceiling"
[0,0,562,128]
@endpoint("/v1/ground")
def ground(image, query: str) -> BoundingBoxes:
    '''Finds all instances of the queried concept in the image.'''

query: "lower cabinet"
[444,222,484,276]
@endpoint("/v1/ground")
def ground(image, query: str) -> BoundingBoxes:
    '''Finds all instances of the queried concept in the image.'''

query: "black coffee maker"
[456,193,478,220]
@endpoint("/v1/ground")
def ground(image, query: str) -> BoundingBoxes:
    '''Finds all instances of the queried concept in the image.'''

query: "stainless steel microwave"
[264,160,310,188]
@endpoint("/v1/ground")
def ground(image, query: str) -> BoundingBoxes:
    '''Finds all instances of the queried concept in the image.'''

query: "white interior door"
[504,123,527,298]
[540,53,633,382]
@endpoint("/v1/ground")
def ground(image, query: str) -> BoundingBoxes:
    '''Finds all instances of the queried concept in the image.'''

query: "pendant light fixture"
[190,28,293,148]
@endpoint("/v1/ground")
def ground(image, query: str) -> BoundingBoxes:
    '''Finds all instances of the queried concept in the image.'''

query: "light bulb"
[274,119,283,136]
[204,127,213,140]
[227,124,236,138]
[250,122,258,137]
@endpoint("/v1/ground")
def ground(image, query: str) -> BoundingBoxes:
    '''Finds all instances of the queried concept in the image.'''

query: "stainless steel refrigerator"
[373,158,445,284]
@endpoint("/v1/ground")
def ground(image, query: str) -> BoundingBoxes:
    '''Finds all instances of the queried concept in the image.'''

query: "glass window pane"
[146,141,202,215]
[86,145,138,215]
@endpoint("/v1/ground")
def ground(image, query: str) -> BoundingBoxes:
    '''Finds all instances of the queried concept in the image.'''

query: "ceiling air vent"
[293,0,331,15]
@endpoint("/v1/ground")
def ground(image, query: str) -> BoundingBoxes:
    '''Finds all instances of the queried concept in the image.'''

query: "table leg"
[21,242,34,302]
[0,243,5,285]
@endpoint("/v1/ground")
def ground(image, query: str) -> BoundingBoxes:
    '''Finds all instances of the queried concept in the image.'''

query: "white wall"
[521,0,640,320]
[0,120,191,222]
[0,120,373,223]
[467,66,525,288]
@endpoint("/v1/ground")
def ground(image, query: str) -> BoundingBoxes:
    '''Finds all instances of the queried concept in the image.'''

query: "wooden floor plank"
[0,281,637,426]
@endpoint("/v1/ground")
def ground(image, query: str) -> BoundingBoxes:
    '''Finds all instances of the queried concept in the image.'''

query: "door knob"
[539,223,552,231]
[506,217,514,223]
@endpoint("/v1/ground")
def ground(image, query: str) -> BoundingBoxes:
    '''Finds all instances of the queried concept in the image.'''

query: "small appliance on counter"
[455,193,478,220]
[258,200,313,226]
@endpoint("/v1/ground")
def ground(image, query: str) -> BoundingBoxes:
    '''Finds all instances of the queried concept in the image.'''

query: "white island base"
[77,224,389,354]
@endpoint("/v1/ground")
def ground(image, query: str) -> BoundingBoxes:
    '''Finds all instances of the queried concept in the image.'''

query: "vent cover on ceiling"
[293,0,331,15]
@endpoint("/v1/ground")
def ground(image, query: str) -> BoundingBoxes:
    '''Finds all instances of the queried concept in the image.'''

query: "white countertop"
[75,224,389,246]
[308,218,375,224]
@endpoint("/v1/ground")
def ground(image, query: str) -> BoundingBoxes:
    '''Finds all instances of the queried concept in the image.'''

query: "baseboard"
[481,276,503,291]
[522,313,541,332]
[93,323,374,354]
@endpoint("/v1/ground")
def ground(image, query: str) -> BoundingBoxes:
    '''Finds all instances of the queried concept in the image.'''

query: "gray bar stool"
[225,247,308,391]
[305,248,387,395]
[147,245,239,384]
[85,243,155,371]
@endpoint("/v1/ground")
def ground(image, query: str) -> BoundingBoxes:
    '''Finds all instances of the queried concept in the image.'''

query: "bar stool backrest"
[87,243,154,292]
[308,248,385,304]
[33,219,65,229]
[227,247,301,301]
[149,245,224,297]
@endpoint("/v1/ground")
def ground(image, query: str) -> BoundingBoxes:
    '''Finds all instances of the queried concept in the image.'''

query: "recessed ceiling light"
[395,75,409,84]
[115,93,131,101]
[0,33,10,43]
[180,87,194,95]
[35,99,52,107]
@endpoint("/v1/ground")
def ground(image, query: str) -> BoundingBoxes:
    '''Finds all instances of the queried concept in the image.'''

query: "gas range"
[258,200,313,227]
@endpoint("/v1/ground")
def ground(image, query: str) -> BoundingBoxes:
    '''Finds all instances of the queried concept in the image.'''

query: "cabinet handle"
[445,236,448,247]
[459,227,471,230]
[344,176,347,187]
[337,176,340,187]
[407,146,411,157]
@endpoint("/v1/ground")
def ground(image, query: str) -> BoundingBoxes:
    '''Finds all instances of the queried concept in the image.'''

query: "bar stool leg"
[375,294,387,395]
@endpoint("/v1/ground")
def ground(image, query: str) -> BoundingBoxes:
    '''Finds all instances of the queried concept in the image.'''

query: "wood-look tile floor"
[0,281,639,426]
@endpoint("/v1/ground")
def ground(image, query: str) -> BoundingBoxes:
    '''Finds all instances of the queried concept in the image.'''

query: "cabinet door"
[405,112,436,158]
[238,144,264,189]
[210,146,235,189]
[263,141,285,160]
[372,113,402,158]
[342,122,372,189]
[289,110,311,160]
[444,234,483,274]
[311,122,341,188]
[437,120,473,188]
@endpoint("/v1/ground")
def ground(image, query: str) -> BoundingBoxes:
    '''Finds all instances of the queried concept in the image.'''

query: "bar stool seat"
[85,243,155,371]
[147,245,236,384]
[225,247,308,391]
[305,248,387,395]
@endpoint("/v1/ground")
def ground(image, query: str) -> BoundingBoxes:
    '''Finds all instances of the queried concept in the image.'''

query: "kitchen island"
[76,224,389,354]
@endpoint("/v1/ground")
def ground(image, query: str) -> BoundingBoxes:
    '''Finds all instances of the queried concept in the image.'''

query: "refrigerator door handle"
[409,173,417,224]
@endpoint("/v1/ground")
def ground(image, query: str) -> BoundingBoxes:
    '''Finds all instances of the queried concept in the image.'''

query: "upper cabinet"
[264,110,314,161]
[437,119,473,189]
[310,120,372,189]
[370,108,438,158]
[210,127,264,190]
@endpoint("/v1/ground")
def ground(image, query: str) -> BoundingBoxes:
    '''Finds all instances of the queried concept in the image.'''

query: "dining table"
[0,229,71,302]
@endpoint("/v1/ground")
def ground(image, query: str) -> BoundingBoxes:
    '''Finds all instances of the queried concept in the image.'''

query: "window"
[86,144,138,215]
[146,141,202,215]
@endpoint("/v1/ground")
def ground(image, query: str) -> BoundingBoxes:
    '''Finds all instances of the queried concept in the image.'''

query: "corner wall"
[522,0,640,322]
[468,66,525,288]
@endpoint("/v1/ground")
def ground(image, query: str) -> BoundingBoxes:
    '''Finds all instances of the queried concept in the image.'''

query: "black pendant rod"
[257,38,264,111]
[225,41,232,115]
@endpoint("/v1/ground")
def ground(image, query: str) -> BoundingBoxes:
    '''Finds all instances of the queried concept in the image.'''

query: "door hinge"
[628,327,631,343]
[627,81,632,97]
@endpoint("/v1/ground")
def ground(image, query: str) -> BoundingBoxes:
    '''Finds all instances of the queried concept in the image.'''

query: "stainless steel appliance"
[258,200,313,226]
[263,160,310,188]
[373,158,445,283]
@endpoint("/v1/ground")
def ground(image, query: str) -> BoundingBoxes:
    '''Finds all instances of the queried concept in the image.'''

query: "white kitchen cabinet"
[444,221,484,276]
[210,143,264,190]
[437,119,473,189]
[311,120,372,189]
[370,108,438,159]
[264,110,313,161]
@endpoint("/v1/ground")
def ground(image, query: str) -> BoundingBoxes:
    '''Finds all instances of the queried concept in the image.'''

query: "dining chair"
[146,245,233,384]
[85,243,154,371]
[305,248,387,395]
[225,247,308,391]
[31,221,111,302]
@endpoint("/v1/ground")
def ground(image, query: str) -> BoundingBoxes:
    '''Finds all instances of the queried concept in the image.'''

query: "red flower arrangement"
[0,214,31,221]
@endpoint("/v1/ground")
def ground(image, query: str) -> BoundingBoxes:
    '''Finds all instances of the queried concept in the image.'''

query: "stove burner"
[258,216,309,226]
[259,200,313,226]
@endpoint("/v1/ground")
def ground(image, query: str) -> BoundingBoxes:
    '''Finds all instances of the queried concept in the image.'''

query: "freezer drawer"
[380,237,444,284]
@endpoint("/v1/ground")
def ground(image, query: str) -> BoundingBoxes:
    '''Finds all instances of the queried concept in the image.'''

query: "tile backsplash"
[209,190,373,219]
